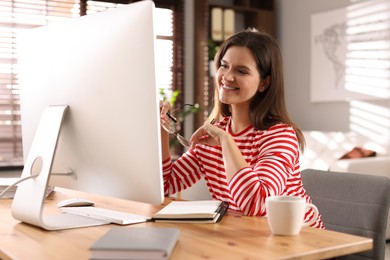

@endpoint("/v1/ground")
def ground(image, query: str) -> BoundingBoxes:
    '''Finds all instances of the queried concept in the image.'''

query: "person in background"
[160,28,324,229]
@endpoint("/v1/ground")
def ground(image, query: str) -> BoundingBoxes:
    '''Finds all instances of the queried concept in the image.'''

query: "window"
[0,0,183,167]
[84,1,175,94]
[0,0,80,166]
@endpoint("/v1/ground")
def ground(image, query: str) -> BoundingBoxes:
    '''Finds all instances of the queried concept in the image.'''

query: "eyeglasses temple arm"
[166,112,177,123]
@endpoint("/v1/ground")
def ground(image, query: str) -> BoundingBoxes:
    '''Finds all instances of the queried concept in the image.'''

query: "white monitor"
[12,0,163,230]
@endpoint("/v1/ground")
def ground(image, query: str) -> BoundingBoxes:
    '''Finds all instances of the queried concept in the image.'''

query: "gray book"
[90,227,180,260]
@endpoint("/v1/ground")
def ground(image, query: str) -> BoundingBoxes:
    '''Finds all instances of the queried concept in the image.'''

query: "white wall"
[276,0,390,133]
[276,0,390,153]
[276,0,349,131]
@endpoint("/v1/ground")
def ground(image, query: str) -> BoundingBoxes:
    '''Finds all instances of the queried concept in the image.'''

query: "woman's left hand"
[190,122,228,148]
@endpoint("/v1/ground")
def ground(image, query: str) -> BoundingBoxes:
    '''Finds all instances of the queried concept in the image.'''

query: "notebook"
[152,200,229,223]
[90,227,180,260]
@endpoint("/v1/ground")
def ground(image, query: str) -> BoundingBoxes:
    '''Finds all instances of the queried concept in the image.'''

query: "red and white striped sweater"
[162,117,324,229]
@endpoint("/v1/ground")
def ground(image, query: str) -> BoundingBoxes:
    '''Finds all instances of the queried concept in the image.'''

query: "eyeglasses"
[161,104,198,148]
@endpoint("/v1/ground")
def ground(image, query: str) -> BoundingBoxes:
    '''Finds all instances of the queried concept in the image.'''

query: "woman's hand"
[160,101,171,160]
[190,122,228,148]
[190,121,249,180]
[160,101,171,132]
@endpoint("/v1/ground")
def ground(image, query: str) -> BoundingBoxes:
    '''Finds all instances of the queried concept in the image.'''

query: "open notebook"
[153,200,229,223]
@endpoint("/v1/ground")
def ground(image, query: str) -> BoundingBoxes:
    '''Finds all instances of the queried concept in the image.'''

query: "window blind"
[0,0,80,166]
[0,0,181,167]
[85,0,175,94]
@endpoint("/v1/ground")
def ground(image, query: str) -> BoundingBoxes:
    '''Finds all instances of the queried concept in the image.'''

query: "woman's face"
[216,46,265,108]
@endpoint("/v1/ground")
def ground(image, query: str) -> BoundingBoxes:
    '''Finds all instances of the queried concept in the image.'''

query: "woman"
[160,28,324,228]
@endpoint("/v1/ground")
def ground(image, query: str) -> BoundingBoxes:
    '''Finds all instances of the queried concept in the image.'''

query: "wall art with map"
[310,1,390,102]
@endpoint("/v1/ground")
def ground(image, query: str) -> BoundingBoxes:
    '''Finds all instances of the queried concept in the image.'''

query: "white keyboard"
[59,206,151,225]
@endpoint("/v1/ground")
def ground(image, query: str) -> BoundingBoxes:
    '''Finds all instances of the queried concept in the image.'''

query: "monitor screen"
[12,0,163,230]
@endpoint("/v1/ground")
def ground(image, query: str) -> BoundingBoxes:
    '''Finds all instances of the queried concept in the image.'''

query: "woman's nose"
[222,70,234,82]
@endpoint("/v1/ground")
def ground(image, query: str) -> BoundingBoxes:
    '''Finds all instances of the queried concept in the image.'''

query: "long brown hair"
[208,28,305,152]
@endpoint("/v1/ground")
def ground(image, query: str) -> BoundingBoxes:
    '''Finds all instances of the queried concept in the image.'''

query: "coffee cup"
[265,195,319,236]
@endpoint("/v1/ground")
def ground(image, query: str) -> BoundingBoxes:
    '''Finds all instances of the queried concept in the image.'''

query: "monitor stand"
[11,105,109,230]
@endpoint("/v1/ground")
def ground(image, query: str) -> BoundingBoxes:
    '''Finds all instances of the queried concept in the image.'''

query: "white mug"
[265,195,319,236]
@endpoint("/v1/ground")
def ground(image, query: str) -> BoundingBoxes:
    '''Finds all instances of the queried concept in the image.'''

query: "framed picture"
[310,1,390,102]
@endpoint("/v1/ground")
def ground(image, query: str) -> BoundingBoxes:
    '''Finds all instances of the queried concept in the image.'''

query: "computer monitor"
[11,0,164,230]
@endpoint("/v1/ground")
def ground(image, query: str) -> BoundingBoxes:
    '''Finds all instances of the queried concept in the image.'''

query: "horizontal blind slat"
[0,0,80,165]
[0,0,175,166]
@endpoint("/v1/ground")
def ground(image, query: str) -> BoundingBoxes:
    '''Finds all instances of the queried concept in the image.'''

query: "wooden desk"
[0,188,372,260]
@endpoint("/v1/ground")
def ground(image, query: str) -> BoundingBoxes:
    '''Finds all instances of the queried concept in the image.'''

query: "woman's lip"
[221,84,239,90]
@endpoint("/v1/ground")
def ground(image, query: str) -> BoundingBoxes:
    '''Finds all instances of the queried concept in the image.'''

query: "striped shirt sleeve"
[228,125,299,216]
[162,149,202,195]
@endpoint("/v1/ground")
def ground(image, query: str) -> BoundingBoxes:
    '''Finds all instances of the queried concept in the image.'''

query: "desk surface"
[0,188,372,260]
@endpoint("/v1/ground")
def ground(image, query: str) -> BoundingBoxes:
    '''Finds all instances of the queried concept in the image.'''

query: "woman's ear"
[258,76,271,92]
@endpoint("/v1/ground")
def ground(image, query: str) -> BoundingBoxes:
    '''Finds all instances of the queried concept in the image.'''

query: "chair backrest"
[301,169,390,260]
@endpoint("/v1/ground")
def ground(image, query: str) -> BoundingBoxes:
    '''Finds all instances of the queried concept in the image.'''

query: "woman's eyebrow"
[221,59,251,70]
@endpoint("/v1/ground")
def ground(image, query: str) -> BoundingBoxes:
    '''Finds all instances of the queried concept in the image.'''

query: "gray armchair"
[301,169,390,260]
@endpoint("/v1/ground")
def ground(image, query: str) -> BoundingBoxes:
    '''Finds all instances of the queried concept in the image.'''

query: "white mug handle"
[303,203,319,227]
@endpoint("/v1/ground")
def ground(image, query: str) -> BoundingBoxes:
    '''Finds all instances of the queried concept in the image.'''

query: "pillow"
[339,147,376,160]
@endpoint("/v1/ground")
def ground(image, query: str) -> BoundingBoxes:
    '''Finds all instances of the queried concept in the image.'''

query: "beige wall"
[276,0,390,134]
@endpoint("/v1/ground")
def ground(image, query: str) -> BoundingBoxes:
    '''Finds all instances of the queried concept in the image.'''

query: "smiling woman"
[160,29,324,230]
